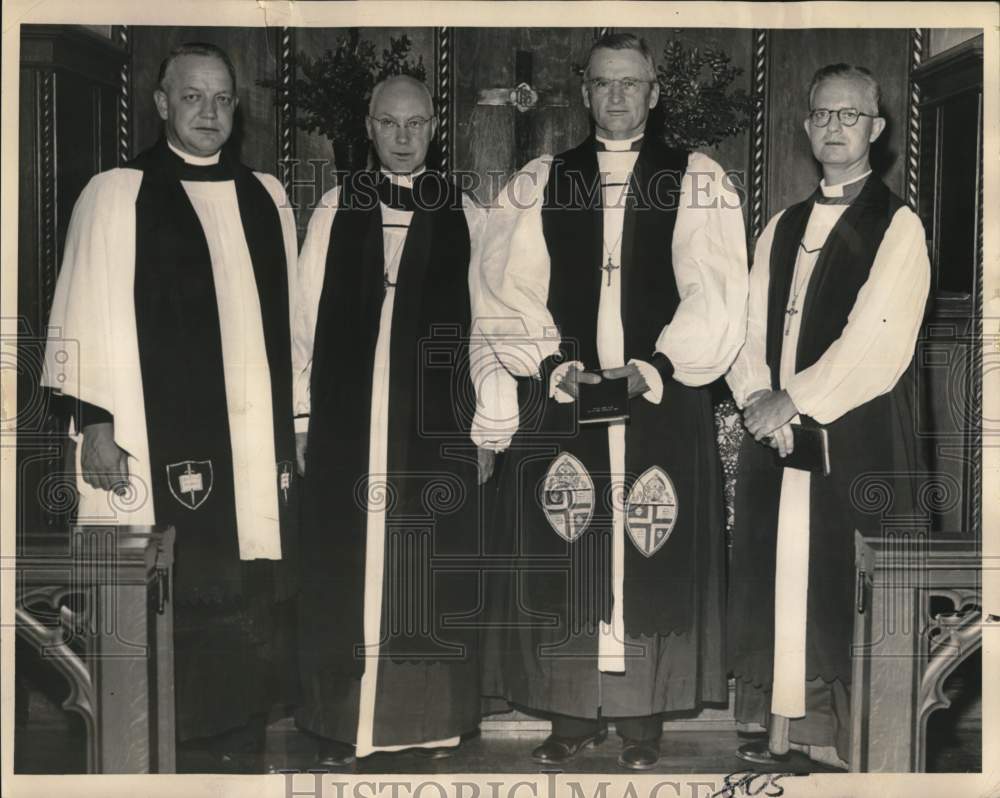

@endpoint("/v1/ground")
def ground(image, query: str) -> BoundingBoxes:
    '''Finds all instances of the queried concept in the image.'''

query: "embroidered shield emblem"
[626,466,678,557]
[166,460,214,510]
[277,460,293,505]
[541,452,594,543]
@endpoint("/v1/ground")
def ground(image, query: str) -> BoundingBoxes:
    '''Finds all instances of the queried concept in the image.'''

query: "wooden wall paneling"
[55,71,110,253]
[910,35,984,537]
[518,28,595,165]
[129,26,277,173]
[454,26,519,204]
[928,29,983,58]
[621,28,753,184]
[17,25,127,538]
[454,27,593,205]
[766,29,910,219]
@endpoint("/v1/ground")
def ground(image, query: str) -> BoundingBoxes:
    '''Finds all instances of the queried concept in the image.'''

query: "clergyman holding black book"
[471,32,748,771]
[726,62,931,770]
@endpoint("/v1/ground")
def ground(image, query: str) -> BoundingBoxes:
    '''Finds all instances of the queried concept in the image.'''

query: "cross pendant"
[601,255,619,287]
[784,306,799,336]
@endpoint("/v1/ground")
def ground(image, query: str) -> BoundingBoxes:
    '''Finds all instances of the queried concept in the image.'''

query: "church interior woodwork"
[13,23,984,776]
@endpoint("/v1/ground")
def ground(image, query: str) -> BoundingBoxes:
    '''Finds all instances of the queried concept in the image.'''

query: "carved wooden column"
[748,29,769,241]
[275,26,296,194]
[434,27,453,174]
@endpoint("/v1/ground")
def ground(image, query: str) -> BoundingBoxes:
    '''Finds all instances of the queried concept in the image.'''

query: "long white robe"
[726,173,931,717]
[471,142,748,670]
[293,171,486,756]
[42,144,298,559]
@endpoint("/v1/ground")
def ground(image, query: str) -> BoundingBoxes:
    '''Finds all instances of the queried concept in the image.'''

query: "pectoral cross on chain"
[784,306,799,336]
[601,255,619,286]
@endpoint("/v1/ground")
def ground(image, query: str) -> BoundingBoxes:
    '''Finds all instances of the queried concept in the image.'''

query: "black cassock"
[482,137,731,721]
[296,173,482,751]
[729,177,928,753]
[52,140,300,742]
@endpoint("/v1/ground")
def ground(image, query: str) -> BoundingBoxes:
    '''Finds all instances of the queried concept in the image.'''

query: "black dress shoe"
[735,739,790,765]
[531,729,608,764]
[315,739,357,768]
[618,738,660,771]
[411,745,458,759]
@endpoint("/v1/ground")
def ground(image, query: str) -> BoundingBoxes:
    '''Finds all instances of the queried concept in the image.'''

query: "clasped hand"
[743,389,797,458]
[557,363,649,400]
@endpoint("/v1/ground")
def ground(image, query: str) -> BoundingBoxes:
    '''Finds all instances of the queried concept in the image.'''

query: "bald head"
[366,75,437,174]
[369,75,434,117]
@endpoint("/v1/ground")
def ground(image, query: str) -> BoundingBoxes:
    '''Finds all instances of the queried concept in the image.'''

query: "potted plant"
[655,40,753,149]
[263,29,427,173]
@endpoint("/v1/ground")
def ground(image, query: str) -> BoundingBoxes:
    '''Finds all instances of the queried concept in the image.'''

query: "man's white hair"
[368,75,435,116]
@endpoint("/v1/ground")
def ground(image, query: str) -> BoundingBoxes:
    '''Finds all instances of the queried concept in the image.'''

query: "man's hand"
[81,422,129,494]
[295,431,308,476]
[745,388,770,407]
[556,364,602,400]
[766,422,796,458]
[601,364,649,399]
[744,389,797,441]
[477,447,496,485]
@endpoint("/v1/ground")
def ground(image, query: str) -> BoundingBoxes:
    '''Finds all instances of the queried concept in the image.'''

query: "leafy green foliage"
[262,29,426,145]
[656,40,753,149]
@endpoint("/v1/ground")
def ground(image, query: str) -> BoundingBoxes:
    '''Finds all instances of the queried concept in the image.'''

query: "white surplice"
[726,172,931,717]
[471,140,749,670]
[42,142,298,559]
[293,171,485,756]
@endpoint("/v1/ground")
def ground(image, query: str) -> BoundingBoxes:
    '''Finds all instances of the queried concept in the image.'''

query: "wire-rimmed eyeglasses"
[808,108,879,127]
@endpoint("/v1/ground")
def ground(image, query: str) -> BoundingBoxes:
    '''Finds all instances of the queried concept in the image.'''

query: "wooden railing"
[15,525,176,773]
[850,531,981,772]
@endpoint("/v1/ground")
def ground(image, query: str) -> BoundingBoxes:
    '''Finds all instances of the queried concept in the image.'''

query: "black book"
[775,423,830,475]
[578,374,629,425]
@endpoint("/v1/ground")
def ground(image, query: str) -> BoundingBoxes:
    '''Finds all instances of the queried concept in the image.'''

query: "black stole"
[302,171,473,678]
[541,136,689,368]
[765,176,905,393]
[131,140,297,604]
[730,176,920,687]
[534,137,695,634]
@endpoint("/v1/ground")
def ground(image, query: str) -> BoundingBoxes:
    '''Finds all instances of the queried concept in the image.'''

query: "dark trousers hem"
[549,711,662,742]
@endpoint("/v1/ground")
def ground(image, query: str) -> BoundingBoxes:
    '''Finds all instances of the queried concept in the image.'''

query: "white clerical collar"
[820,169,872,198]
[596,133,643,152]
[168,140,221,165]
[381,167,426,188]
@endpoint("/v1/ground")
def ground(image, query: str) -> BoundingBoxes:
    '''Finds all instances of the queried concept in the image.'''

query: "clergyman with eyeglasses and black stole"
[726,63,931,769]
[471,32,748,770]
[292,75,487,765]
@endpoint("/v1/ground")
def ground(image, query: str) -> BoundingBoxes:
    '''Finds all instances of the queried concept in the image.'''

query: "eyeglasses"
[808,108,879,127]
[368,116,434,133]
[585,77,653,96]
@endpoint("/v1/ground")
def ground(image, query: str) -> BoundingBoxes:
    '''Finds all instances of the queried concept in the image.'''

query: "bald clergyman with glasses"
[726,63,930,769]
[472,32,747,770]
[292,75,487,766]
